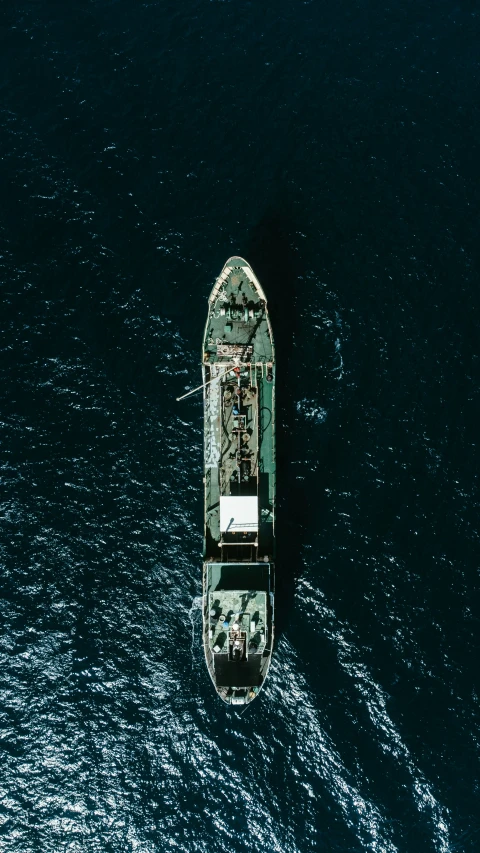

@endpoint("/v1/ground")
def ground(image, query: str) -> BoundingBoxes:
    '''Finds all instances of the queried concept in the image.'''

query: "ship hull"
[202,257,275,705]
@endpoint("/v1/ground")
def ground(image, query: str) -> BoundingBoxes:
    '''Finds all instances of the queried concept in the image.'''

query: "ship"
[201,257,275,705]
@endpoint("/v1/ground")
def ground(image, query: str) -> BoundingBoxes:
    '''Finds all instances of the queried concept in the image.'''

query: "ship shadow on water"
[246,209,327,641]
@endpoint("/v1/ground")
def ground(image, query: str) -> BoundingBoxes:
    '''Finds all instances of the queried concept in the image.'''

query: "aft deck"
[203,562,273,701]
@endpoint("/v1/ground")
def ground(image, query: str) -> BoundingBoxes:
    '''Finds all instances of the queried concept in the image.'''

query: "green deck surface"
[202,257,275,562]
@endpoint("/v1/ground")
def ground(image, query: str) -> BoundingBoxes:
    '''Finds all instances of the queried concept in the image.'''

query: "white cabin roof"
[220,496,258,533]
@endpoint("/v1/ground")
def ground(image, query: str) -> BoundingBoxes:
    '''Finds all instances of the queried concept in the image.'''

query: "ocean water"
[1,1,479,851]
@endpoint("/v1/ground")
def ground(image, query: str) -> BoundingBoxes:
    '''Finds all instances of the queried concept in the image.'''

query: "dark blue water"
[1,2,479,851]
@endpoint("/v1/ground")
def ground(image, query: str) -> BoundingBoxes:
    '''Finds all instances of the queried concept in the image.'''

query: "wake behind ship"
[202,257,275,705]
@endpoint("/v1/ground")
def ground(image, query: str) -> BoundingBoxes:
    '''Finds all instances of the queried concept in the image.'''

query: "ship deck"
[202,257,275,704]
[203,562,273,701]
[203,257,275,563]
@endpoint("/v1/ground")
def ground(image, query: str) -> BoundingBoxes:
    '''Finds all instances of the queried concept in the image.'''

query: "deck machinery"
[202,257,275,705]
